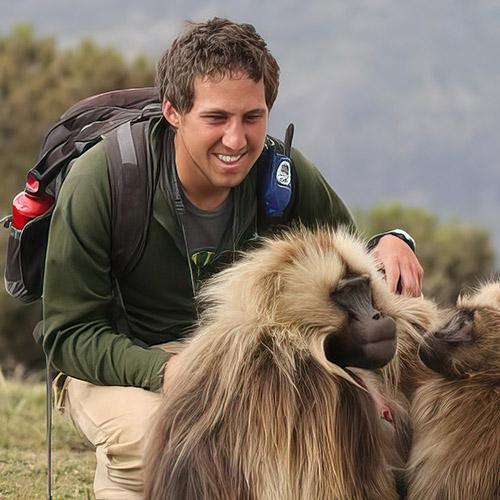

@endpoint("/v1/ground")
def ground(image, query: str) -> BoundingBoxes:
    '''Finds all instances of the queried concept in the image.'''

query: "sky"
[2,0,500,259]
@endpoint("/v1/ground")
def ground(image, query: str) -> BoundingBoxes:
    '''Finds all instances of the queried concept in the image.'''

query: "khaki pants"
[56,376,162,499]
[55,343,182,500]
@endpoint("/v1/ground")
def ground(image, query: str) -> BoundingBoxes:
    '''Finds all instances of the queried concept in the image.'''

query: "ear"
[162,100,181,128]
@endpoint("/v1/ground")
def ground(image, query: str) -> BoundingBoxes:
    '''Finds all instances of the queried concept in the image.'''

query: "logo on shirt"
[191,250,216,269]
[276,160,291,187]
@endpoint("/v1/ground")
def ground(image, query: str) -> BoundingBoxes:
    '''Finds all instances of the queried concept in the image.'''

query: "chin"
[213,171,252,189]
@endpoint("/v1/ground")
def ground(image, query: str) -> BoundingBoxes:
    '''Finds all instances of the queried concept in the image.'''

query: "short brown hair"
[156,18,280,113]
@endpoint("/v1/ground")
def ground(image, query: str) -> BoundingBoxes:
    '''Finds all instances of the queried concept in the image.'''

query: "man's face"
[163,73,269,208]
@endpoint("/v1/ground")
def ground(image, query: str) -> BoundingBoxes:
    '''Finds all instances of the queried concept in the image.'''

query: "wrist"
[367,229,416,253]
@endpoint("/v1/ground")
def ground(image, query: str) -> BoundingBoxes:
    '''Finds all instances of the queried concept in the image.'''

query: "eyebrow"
[199,108,267,116]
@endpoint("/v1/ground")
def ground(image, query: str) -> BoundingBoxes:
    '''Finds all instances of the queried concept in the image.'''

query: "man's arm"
[42,143,169,391]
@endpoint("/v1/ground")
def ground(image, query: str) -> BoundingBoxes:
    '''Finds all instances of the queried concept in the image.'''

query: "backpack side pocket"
[5,210,53,303]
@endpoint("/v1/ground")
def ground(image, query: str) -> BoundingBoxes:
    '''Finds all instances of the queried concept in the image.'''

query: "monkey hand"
[371,235,423,297]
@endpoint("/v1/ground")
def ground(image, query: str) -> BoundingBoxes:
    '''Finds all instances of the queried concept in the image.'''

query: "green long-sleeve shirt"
[42,123,354,391]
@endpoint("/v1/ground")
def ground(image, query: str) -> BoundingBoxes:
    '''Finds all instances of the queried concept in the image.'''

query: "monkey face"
[252,230,398,370]
[199,227,399,371]
[420,282,500,377]
[419,308,475,376]
[325,274,397,369]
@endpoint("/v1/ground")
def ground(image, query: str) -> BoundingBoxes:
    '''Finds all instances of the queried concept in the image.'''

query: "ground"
[0,373,95,499]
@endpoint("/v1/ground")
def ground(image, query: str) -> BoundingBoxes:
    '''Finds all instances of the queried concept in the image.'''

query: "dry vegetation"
[0,372,94,499]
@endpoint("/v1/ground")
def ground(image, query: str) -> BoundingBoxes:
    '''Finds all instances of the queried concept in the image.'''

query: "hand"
[162,354,181,392]
[371,235,423,297]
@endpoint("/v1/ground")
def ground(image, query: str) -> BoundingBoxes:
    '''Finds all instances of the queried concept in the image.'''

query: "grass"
[0,373,95,499]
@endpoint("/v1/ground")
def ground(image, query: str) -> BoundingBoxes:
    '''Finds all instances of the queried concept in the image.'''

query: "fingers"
[383,256,400,294]
[398,258,424,297]
[371,234,424,297]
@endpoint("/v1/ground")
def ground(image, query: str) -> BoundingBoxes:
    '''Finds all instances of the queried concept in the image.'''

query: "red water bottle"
[11,175,54,230]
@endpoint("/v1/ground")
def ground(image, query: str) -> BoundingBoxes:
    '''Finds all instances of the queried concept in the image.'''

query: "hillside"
[2,0,499,257]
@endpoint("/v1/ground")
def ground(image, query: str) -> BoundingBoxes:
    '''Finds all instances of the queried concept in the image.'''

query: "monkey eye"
[464,309,475,320]
[331,274,369,299]
[436,309,475,344]
[333,274,370,294]
[459,309,475,330]
[330,274,373,319]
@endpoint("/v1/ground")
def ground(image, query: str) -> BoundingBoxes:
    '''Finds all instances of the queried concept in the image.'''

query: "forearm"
[42,143,169,391]
[43,321,169,390]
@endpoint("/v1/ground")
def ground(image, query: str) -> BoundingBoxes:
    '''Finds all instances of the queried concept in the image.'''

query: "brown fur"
[144,227,435,500]
[369,270,439,469]
[407,282,500,500]
[378,292,438,401]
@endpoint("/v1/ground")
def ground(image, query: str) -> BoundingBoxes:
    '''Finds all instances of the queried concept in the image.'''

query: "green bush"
[0,25,154,373]
[356,202,497,305]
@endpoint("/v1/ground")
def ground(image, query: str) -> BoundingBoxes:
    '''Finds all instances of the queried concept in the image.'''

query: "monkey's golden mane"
[407,281,500,500]
[144,226,436,500]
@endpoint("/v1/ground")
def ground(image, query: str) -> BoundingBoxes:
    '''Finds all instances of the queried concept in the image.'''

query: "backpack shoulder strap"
[104,120,158,278]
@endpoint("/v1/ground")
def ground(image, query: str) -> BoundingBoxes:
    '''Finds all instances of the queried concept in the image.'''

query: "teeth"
[217,154,242,163]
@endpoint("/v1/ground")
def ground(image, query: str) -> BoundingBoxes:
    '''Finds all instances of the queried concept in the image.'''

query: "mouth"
[215,152,246,166]
[323,316,397,370]
[359,337,397,368]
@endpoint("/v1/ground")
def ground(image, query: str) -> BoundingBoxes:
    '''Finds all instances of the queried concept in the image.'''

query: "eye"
[331,274,370,296]
[329,274,373,320]
[203,114,227,123]
[436,309,475,344]
[244,114,262,123]
[461,309,475,327]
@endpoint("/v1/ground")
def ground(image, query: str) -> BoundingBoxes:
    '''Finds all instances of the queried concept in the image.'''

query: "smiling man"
[165,75,269,209]
[42,18,423,499]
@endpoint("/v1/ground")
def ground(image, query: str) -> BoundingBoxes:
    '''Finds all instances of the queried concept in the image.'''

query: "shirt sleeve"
[42,142,168,391]
[290,148,357,232]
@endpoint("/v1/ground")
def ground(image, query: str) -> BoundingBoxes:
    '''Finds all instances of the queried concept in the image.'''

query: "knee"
[95,444,144,499]
[95,426,154,498]
[100,398,162,479]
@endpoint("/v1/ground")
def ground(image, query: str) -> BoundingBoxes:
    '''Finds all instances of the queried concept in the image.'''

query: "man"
[43,18,423,499]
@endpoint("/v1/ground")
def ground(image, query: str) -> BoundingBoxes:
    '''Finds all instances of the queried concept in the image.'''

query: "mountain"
[2,0,499,258]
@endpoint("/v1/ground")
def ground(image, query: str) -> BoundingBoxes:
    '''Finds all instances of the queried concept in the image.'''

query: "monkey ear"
[162,100,181,128]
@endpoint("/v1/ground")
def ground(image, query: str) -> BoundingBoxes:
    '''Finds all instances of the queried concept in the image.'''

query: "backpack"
[3,87,295,304]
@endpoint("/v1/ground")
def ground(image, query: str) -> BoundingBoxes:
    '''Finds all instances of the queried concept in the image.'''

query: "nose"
[221,119,247,152]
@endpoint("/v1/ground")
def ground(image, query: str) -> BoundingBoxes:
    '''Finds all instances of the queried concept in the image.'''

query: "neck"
[180,182,230,211]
